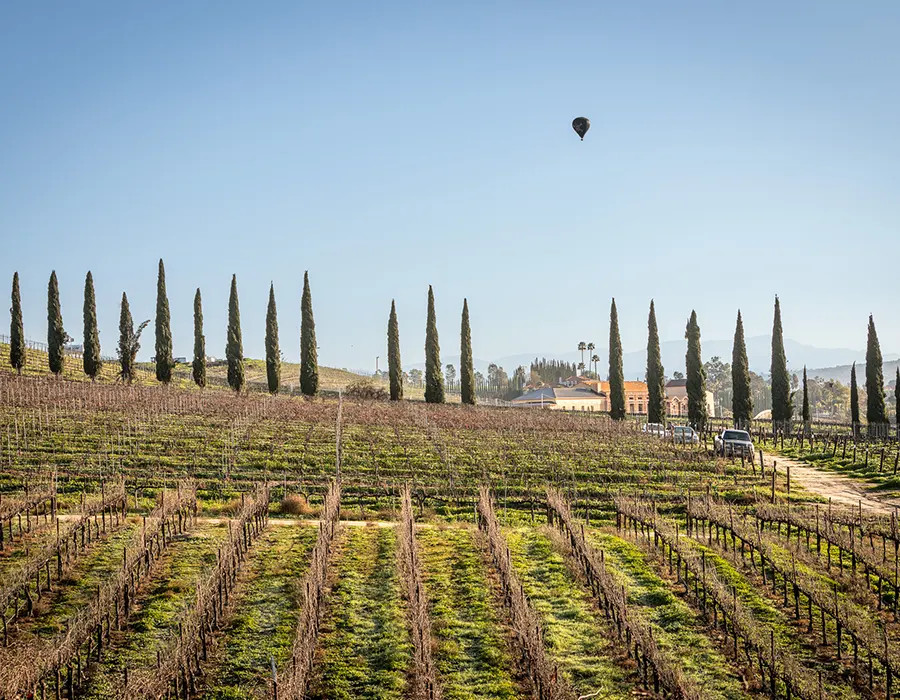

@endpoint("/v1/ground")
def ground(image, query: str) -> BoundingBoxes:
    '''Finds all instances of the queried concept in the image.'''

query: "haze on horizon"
[2,2,898,371]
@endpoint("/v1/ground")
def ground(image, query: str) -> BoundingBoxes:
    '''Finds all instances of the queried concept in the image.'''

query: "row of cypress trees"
[7,262,319,396]
[621,295,895,432]
[387,287,476,405]
[7,270,898,423]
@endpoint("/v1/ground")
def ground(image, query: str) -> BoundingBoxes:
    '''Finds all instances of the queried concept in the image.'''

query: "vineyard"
[0,373,897,698]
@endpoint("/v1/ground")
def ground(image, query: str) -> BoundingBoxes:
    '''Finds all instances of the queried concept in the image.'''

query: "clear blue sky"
[2,1,898,371]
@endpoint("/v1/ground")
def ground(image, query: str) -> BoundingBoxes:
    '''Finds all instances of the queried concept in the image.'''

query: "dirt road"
[763,453,900,515]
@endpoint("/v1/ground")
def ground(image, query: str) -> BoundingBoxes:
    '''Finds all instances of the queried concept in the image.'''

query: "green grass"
[589,530,749,699]
[26,519,142,639]
[417,525,523,700]
[80,520,231,699]
[503,526,635,699]
[307,524,411,700]
[199,523,318,699]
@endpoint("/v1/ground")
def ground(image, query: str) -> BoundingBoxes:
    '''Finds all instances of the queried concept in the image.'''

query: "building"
[513,376,716,417]
[509,385,607,411]
[578,379,650,414]
[664,379,715,418]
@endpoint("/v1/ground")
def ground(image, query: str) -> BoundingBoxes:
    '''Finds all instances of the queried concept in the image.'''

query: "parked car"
[714,429,755,458]
[671,425,699,445]
[642,422,667,437]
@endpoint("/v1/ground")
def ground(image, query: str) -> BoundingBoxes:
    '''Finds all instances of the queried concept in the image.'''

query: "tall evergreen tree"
[117,292,149,384]
[460,298,475,406]
[608,298,626,420]
[9,272,25,374]
[118,293,134,383]
[801,366,810,423]
[265,283,281,394]
[82,271,102,380]
[387,300,403,401]
[226,275,244,392]
[47,271,65,376]
[424,285,445,404]
[865,314,887,432]
[192,289,206,388]
[299,271,318,396]
[155,259,173,383]
[685,310,708,430]
[645,300,665,424]
[731,310,752,426]
[770,296,792,426]
[850,362,860,426]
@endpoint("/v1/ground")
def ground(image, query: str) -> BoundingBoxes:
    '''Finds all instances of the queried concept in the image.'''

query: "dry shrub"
[280,493,313,516]
[344,379,388,401]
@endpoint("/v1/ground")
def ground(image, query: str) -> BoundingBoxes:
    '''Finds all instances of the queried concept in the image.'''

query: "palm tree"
[591,354,600,376]
[577,362,585,375]
[578,341,587,371]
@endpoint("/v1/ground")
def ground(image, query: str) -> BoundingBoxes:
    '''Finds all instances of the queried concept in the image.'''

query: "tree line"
[9,268,899,428]
[630,296,895,434]
[7,260,319,395]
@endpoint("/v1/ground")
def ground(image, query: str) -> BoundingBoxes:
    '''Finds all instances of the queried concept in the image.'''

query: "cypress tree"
[731,310,752,426]
[685,310,708,430]
[770,296,792,427]
[424,285,444,404]
[226,275,244,392]
[850,362,860,426]
[387,300,403,401]
[118,293,133,383]
[192,289,206,388]
[117,292,149,384]
[646,300,665,423]
[865,314,887,432]
[155,259,173,383]
[299,271,318,396]
[9,272,25,374]
[801,366,810,423]
[47,271,65,376]
[460,298,475,406]
[82,271,102,380]
[608,298,625,420]
[265,283,281,394]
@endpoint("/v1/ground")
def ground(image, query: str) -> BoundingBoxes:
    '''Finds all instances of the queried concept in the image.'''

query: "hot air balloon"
[572,117,590,141]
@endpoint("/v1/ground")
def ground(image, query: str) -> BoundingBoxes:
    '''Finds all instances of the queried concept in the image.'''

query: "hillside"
[0,342,386,394]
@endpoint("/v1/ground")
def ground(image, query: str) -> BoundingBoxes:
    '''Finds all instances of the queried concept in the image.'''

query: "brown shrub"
[344,379,388,401]
[280,493,313,516]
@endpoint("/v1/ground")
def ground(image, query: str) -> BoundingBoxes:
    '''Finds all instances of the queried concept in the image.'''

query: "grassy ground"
[589,530,749,699]
[416,524,523,700]
[503,526,636,699]
[199,523,318,699]
[307,524,411,700]
[24,519,141,639]
[80,520,231,699]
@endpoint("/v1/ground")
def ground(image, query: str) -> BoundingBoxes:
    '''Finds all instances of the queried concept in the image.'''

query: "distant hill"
[806,359,900,385]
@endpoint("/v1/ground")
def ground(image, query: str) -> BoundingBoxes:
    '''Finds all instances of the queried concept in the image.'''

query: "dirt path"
[763,453,900,515]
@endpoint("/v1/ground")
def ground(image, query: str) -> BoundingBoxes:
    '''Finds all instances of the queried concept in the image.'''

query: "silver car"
[714,429,755,459]
[672,426,699,445]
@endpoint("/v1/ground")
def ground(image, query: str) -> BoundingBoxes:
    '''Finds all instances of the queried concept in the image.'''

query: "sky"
[2,1,898,372]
